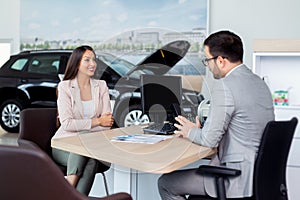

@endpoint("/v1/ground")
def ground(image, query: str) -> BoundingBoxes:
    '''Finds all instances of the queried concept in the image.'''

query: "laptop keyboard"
[143,122,177,135]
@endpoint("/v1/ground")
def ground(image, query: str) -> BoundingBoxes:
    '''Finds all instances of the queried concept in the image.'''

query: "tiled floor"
[0,127,18,146]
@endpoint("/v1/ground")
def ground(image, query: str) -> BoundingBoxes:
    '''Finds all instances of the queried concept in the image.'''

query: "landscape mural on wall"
[21,0,209,75]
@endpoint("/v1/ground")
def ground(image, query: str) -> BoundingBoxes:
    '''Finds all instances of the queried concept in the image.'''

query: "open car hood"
[126,40,190,76]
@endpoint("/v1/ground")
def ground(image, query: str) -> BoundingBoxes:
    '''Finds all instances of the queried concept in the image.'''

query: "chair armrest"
[196,165,241,177]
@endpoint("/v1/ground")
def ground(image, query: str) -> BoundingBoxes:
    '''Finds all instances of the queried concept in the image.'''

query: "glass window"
[167,57,206,75]
[98,53,136,76]
[52,60,59,69]
[28,55,60,74]
[11,58,28,71]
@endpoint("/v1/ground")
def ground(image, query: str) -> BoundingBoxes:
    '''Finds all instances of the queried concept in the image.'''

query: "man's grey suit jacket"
[189,64,275,198]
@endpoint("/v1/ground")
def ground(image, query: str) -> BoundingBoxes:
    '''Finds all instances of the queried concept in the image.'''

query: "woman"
[52,45,114,195]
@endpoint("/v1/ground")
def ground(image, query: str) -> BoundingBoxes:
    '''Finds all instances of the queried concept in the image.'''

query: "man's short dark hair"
[204,30,243,63]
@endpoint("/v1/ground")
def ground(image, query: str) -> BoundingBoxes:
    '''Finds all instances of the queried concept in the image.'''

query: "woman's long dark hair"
[63,45,95,80]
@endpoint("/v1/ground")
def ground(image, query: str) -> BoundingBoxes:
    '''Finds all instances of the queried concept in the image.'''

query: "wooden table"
[51,125,216,174]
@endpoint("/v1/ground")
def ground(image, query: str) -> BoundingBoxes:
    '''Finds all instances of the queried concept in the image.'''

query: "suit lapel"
[70,78,84,118]
[90,79,100,116]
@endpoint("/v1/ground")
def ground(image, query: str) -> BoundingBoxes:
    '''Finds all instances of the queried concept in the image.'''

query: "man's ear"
[217,56,226,68]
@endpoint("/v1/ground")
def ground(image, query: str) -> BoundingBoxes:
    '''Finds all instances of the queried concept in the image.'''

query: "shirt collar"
[225,64,243,77]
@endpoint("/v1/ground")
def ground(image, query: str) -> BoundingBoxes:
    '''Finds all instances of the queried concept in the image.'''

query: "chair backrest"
[253,117,298,200]
[18,107,58,156]
[0,142,132,200]
[18,107,111,181]
[0,142,87,200]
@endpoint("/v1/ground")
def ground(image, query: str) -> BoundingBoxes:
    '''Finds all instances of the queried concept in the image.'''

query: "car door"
[21,53,69,107]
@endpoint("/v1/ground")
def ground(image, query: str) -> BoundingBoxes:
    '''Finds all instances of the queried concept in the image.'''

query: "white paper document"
[111,134,173,144]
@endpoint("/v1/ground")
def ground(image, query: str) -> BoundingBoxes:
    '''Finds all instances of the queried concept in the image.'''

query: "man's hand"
[174,115,201,138]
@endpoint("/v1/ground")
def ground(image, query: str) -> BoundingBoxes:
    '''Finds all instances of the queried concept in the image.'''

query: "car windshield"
[167,56,205,75]
[97,53,145,79]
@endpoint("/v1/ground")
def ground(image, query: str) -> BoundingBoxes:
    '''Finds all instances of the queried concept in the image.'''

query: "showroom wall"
[209,0,300,67]
[0,0,20,54]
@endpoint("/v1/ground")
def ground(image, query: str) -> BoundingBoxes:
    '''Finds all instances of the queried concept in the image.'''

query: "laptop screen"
[140,74,182,123]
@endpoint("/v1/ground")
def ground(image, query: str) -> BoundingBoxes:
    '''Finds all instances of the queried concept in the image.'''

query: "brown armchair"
[0,141,132,200]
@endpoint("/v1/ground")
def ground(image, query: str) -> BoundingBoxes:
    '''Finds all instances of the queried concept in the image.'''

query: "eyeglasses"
[202,56,218,66]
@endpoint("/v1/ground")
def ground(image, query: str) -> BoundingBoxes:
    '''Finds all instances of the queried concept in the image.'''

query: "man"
[158,30,275,199]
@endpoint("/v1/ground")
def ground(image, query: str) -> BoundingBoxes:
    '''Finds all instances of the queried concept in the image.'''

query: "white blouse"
[81,100,95,119]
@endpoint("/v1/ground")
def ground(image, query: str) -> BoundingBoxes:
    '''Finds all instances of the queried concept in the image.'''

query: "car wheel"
[118,104,150,127]
[0,100,24,133]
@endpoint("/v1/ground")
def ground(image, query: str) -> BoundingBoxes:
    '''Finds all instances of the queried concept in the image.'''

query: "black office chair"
[0,142,132,200]
[18,107,110,196]
[188,117,298,200]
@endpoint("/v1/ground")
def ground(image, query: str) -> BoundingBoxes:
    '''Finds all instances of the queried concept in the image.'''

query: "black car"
[0,40,203,133]
[0,50,71,133]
